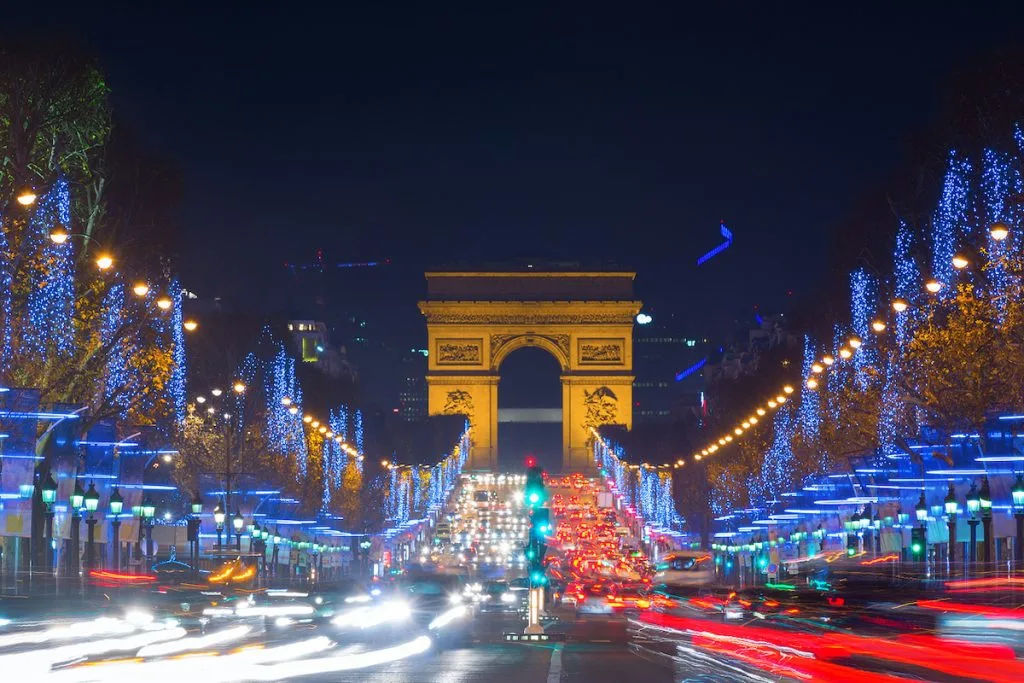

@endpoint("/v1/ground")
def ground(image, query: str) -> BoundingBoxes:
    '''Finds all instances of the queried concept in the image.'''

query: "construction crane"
[283,248,390,273]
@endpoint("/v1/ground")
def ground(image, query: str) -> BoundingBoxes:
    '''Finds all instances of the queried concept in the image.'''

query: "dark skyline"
[11,3,1024,340]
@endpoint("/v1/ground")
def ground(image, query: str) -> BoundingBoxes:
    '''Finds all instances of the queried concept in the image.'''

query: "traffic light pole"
[524,459,549,636]
[525,586,545,635]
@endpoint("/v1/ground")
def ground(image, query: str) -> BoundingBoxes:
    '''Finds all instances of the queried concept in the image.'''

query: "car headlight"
[449,594,463,605]
[500,592,516,603]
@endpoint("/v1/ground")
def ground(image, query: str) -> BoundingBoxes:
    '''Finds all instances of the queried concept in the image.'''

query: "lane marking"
[547,642,564,683]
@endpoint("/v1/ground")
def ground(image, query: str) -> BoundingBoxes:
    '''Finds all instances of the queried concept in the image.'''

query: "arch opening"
[497,345,562,473]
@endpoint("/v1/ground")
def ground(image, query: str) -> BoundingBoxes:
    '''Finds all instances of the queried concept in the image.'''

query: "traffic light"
[530,508,552,538]
[846,534,858,556]
[910,527,926,561]
[525,462,546,508]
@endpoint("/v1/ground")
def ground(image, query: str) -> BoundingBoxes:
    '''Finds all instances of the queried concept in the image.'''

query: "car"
[478,580,520,613]
[395,573,474,644]
[576,583,616,615]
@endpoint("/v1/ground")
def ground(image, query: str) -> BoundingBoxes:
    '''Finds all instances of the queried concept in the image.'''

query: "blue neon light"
[696,222,734,266]
[77,441,139,447]
[675,358,707,382]
[116,484,178,491]
[0,411,82,420]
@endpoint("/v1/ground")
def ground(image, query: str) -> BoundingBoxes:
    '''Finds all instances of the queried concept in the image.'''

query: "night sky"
[11,3,1024,340]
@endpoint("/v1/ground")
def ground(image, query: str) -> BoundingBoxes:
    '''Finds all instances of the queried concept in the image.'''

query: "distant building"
[632,309,707,425]
[703,313,797,382]
[397,347,429,421]
[287,320,351,379]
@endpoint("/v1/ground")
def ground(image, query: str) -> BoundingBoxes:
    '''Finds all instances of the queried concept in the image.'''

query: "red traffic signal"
[525,455,537,468]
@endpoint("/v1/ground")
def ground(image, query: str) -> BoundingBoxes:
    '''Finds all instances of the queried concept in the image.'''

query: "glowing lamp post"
[84,483,100,570]
[70,481,85,576]
[233,510,244,552]
[109,488,124,570]
[1012,475,1024,567]
[966,483,980,566]
[214,500,226,550]
[944,483,958,573]
[40,472,58,573]
[979,476,993,565]
[142,496,156,566]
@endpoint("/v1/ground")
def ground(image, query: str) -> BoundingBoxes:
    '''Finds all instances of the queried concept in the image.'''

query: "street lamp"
[84,483,100,570]
[142,496,156,566]
[915,493,928,525]
[69,481,85,577]
[1009,474,1024,567]
[966,482,980,565]
[944,483,958,572]
[214,500,226,550]
[233,510,244,552]
[109,488,124,570]
[40,472,58,573]
[979,476,993,565]
[188,493,203,575]
[990,222,1010,241]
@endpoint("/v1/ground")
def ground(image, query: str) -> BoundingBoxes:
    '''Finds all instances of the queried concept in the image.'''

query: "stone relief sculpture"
[579,341,623,364]
[583,386,619,428]
[442,389,475,422]
[437,341,481,364]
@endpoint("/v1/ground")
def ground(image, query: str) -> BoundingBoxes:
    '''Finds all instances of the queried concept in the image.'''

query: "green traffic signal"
[911,542,922,553]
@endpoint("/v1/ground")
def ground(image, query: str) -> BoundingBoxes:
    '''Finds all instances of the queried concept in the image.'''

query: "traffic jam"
[545,474,660,616]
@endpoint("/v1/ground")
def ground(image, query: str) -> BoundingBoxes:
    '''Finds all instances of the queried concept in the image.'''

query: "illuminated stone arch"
[419,270,640,472]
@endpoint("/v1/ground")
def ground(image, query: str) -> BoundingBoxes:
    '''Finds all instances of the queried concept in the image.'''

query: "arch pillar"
[562,374,635,473]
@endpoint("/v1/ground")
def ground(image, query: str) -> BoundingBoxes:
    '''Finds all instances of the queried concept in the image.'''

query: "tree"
[1,41,179,428]
[902,283,1017,432]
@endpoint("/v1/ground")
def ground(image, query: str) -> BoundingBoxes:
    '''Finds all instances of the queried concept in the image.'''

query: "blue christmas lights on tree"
[23,178,75,361]
[797,334,820,444]
[849,268,877,390]
[100,282,129,416]
[893,220,919,349]
[329,408,346,489]
[932,152,972,295]
[980,148,1021,317]
[169,280,187,423]
[758,405,793,506]
[354,409,364,455]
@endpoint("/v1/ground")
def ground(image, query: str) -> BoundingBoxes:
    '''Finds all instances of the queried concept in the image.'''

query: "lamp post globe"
[1013,475,1024,514]
[214,502,226,529]
[232,510,244,533]
[109,488,124,516]
[142,497,156,520]
[979,476,992,517]
[71,481,86,511]
[944,484,958,517]
[1013,474,1024,566]
[41,473,58,506]
[915,493,928,524]
[966,483,980,517]
[191,494,203,516]
[84,482,100,513]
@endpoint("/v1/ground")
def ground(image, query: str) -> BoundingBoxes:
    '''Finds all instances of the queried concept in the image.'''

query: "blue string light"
[169,280,187,423]
[849,267,876,390]
[797,334,820,444]
[932,152,972,295]
[893,220,919,349]
[101,282,128,416]
[23,179,75,361]
[354,409,364,464]
[980,148,1021,317]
